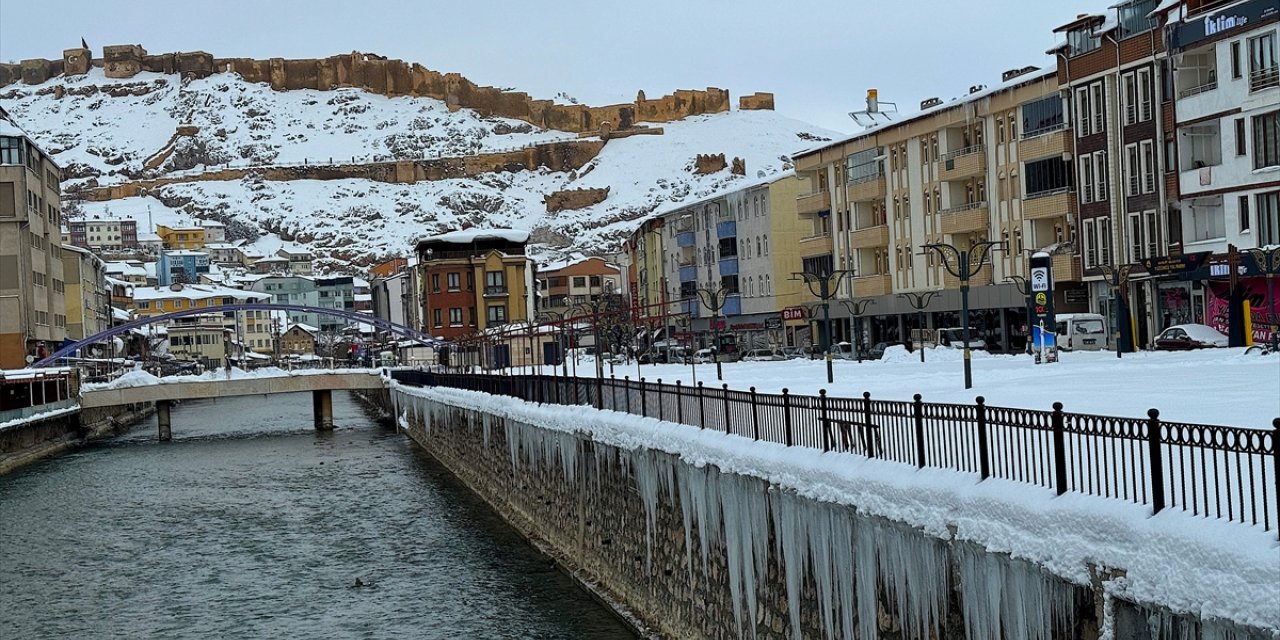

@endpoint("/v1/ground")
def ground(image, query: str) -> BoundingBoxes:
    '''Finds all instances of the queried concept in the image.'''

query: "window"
[1097,216,1112,266]
[485,270,506,294]
[1240,195,1251,233]
[1189,198,1226,241]
[466,271,474,291]
[720,274,739,294]
[846,147,883,183]
[447,272,460,291]
[764,275,771,296]
[1258,191,1280,246]
[1079,154,1095,203]
[1068,27,1100,56]
[1236,118,1248,156]
[1076,87,1092,135]
[755,237,762,257]
[1253,111,1280,169]
[1093,151,1109,201]
[762,236,769,256]
[449,308,463,326]
[1122,72,1138,125]
[433,308,443,327]
[1021,94,1064,138]
[572,276,586,288]
[1117,0,1158,38]
[1141,140,1156,194]
[589,275,601,287]
[1128,212,1144,262]
[0,137,22,165]
[487,305,507,325]
[1249,32,1278,91]
[1025,158,1073,196]
[431,273,440,293]
[1232,41,1243,80]
[1138,68,1153,122]
[1125,144,1141,196]
[1090,82,1105,134]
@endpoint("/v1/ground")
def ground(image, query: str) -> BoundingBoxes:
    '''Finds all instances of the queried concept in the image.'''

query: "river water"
[0,392,636,639]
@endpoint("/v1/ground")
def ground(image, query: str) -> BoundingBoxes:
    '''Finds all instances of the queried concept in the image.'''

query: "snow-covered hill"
[1,67,838,268]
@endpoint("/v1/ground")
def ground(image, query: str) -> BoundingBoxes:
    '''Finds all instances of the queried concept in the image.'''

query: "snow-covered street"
[534,347,1280,429]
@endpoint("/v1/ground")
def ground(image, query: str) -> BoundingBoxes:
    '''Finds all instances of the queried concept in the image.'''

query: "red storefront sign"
[781,307,806,321]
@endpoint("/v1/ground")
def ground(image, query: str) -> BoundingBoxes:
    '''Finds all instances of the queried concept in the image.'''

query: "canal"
[0,391,637,639]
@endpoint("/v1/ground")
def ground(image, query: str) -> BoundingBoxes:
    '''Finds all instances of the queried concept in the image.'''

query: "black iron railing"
[391,370,1280,535]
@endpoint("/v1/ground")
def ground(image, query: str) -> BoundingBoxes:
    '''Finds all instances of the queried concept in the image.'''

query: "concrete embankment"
[0,403,153,475]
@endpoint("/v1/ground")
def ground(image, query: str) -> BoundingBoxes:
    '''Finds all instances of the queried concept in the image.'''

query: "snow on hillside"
[3,67,838,266]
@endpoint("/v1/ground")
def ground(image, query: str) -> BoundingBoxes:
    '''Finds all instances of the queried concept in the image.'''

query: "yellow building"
[155,224,207,250]
[131,283,275,353]
[793,67,1082,352]
[414,229,534,343]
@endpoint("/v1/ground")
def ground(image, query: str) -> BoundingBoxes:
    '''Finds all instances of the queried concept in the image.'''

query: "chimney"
[920,97,943,110]
[969,84,987,94]
[1002,65,1042,83]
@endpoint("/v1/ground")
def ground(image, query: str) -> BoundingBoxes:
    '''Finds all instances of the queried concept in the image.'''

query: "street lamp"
[791,269,855,384]
[1097,263,1136,359]
[922,240,1003,389]
[898,291,939,363]
[694,284,732,381]
[839,299,875,362]
[1246,247,1280,350]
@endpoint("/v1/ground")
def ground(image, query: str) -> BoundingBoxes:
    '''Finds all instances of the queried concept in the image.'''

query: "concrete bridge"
[80,371,387,440]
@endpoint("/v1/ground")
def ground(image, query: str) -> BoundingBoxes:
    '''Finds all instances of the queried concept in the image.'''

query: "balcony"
[798,232,833,256]
[943,264,993,289]
[718,257,739,276]
[1052,254,1081,282]
[852,273,892,297]
[483,285,509,297]
[939,201,989,235]
[1018,127,1068,161]
[676,231,696,247]
[939,145,986,181]
[716,220,737,239]
[1251,66,1279,92]
[845,173,886,203]
[849,224,889,249]
[1022,188,1076,221]
[679,265,697,282]
[723,295,742,316]
[796,191,831,215]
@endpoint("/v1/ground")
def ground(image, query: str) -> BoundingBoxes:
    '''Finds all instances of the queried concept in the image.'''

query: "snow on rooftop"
[417,228,531,246]
[130,283,269,302]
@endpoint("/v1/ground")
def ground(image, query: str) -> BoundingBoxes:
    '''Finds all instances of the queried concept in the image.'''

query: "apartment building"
[157,249,211,286]
[0,106,67,368]
[536,256,621,314]
[1050,0,1177,350]
[61,244,110,341]
[66,216,138,251]
[1166,0,1279,343]
[794,67,1083,352]
[414,229,535,341]
[155,224,206,250]
[626,173,812,352]
[130,283,273,353]
[248,275,320,327]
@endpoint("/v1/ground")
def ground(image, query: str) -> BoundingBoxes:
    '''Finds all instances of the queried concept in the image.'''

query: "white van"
[1054,313,1108,351]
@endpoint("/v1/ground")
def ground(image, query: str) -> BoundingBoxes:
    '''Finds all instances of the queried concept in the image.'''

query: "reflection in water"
[0,392,635,639]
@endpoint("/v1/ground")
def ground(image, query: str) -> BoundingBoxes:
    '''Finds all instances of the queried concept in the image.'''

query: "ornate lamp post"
[922,240,1003,389]
[897,291,939,363]
[1097,263,1136,359]
[1246,247,1280,350]
[839,299,875,362]
[791,269,855,384]
[694,284,732,381]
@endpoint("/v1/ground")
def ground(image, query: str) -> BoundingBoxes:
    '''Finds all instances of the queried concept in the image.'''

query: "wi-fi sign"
[1030,267,1050,292]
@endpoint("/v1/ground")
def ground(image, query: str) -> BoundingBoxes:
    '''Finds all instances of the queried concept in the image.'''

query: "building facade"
[61,244,109,341]
[66,216,138,252]
[415,229,534,341]
[130,284,273,354]
[155,224,206,250]
[157,249,211,286]
[536,256,621,314]
[0,106,67,367]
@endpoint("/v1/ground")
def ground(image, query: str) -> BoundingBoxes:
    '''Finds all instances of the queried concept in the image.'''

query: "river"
[0,391,636,639]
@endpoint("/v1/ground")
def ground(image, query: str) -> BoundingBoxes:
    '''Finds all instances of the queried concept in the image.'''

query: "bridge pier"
[313,390,333,430]
[156,400,173,441]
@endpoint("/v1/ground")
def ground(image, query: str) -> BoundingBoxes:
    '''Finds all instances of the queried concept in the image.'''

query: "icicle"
[957,542,1078,640]
[676,462,698,583]
[855,515,878,640]
[631,449,662,574]
[556,431,577,484]
[719,472,770,640]
[771,491,810,640]
[481,412,491,446]
[873,519,948,640]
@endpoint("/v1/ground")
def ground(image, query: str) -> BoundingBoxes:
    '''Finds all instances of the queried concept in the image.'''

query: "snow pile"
[392,383,1280,634]
[878,344,995,364]
[81,369,160,391]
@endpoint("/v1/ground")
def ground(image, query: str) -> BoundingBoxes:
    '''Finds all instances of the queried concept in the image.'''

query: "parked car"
[1054,313,1108,351]
[779,346,808,360]
[827,341,857,360]
[866,341,906,360]
[1153,324,1229,350]
[741,348,785,362]
[693,348,717,364]
[936,328,987,350]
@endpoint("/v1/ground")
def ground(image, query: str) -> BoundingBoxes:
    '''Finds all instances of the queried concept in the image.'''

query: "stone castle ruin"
[0,45,775,135]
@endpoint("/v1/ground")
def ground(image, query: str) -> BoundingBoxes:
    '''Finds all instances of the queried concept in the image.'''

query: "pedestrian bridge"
[80,370,388,439]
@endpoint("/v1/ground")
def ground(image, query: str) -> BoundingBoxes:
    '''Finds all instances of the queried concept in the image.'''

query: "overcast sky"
[1,0,1103,133]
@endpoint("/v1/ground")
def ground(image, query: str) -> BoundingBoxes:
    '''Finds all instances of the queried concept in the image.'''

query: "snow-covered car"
[936,328,987,350]
[867,341,907,360]
[779,346,808,360]
[1153,324,1229,350]
[741,349,784,362]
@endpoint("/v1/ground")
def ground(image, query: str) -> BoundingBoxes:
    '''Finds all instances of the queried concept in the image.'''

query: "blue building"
[157,250,210,286]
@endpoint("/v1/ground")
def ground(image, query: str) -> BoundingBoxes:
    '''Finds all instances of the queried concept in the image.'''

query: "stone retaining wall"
[0,403,152,475]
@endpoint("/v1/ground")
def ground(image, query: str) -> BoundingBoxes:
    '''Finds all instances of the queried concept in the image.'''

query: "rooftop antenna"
[848,89,898,128]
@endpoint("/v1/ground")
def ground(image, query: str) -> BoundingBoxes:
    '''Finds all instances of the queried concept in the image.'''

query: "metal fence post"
[676,380,684,424]
[912,393,925,468]
[976,396,990,480]
[1273,418,1280,539]
[750,387,760,441]
[595,374,603,410]
[641,377,647,418]
[698,381,706,429]
[657,379,664,422]
[820,389,830,452]
[1052,402,1068,496]
[723,384,731,435]
[624,376,632,414]
[1147,408,1166,516]
[783,388,793,446]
